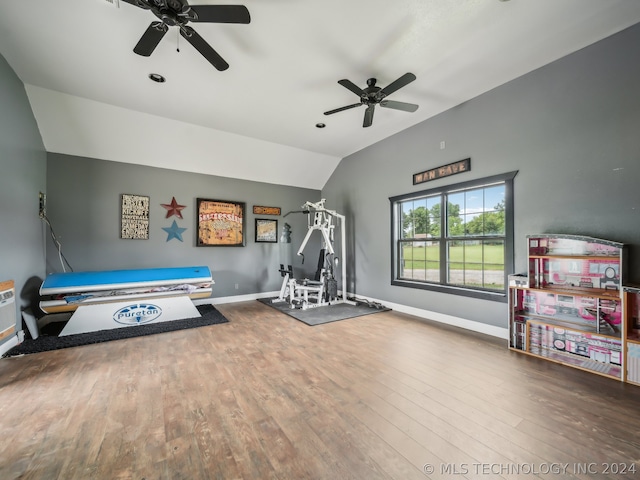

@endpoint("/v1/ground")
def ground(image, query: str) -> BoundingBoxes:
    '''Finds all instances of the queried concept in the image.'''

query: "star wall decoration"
[161,197,186,219]
[162,220,187,242]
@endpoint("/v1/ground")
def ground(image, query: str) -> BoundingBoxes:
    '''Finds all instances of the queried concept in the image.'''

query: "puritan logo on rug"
[113,304,162,325]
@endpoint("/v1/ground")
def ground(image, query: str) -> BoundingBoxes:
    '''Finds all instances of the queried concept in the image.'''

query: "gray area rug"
[258,297,390,326]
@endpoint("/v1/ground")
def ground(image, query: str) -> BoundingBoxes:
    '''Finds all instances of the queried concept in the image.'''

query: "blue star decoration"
[162,220,187,242]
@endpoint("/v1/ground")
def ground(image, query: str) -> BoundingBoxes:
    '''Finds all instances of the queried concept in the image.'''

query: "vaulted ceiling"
[1,0,639,189]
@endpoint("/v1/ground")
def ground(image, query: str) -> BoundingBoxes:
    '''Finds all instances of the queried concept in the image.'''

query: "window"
[390,171,517,302]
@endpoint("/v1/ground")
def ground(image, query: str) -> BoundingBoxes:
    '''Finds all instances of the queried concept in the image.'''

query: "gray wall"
[322,24,640,329]
[46,153,321,298]
[0,53,47,326]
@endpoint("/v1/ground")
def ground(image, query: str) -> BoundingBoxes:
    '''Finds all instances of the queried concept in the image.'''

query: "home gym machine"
[273,199,355,310]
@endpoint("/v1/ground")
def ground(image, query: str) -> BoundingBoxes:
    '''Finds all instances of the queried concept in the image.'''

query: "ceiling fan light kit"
[121,0,251,71]
[324,73,419,127]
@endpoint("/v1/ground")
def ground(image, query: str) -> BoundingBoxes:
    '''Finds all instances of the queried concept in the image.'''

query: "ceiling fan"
[121,0,250,71]
[324,73,419,127]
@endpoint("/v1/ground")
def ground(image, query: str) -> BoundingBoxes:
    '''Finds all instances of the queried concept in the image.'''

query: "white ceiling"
[1,0,640,189]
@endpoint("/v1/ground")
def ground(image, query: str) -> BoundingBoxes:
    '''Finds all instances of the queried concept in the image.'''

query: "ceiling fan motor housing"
[159,11,179,25]
[362,79,383,105]
[154,0,192,26]
[323,72,418,127]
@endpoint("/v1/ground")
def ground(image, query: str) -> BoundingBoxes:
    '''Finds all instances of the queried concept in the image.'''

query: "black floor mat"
[258,297,390,326]
[3,304,228,357]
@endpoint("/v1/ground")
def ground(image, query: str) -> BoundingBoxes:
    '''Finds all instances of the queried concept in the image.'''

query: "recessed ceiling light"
[148,73,166,83]
[316,123,326,128]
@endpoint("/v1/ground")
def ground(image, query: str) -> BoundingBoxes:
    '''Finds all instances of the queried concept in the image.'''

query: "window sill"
[391,279,507,302]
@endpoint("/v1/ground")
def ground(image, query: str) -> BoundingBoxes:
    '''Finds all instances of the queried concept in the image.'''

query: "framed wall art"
[255,219,278,243]
[120,193,150,240]
[253,205,281,216]
[196,198,246,247]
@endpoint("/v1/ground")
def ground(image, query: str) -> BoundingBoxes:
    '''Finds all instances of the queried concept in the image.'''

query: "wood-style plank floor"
[1,300,639,480]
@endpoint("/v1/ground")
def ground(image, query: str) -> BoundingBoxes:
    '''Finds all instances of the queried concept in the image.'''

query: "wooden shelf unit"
[623,286,640,385]
[508,234,634,383]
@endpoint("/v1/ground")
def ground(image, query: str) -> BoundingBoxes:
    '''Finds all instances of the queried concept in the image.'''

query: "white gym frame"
[273,199,356,310]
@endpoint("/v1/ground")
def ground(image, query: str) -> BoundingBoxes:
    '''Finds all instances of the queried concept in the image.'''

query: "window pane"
[461,213,474,236]
[450,185,507,237]
[483,240,505,290]
[401,197,442,240]
[401,199,431,239]
[399,241,411,278]
[484,185,505,212]
[423,240,440,282]
[465,189,483,213]
[447,240,464,285]
[484,209,505,236]
[447,193,464,237]
[401,201,414,239]
[466,187,483,236]
[448,192,464,208]
[399,241,440,282]
[429,215,441,237]
[446,240,504,290]
[428,197,441,237]
[413,199,428,236]
[426,196,440,211]
[483,184,505,236]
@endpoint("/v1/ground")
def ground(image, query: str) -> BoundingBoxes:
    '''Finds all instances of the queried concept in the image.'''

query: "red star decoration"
[161,197,186,219]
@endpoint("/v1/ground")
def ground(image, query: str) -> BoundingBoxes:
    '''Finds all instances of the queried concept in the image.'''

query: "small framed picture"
[255,219,278,243]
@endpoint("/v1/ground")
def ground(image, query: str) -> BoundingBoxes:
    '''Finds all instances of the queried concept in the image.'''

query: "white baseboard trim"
[194,291,279,306]
[196,290,508,340]
[348,293,509,340]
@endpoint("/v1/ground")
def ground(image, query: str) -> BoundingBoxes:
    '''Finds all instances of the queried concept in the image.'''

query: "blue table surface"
[42,266,212,289]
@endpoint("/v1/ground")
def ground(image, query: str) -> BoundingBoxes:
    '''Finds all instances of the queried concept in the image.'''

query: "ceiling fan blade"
[338,79,365,97]
[379,100,419,113]
[189,5,251,24]
[133,22,168,57]
[363,105,375,128]
[121,0,151,9]
[324,103,362,116]
[380,72,416,97]
[180,26,229,71]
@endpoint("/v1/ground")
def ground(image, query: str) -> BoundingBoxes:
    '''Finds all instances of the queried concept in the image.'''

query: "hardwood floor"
[1,300,639,479]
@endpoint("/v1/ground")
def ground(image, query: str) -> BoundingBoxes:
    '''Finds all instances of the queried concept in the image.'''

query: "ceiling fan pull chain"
[176,27,180,52]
